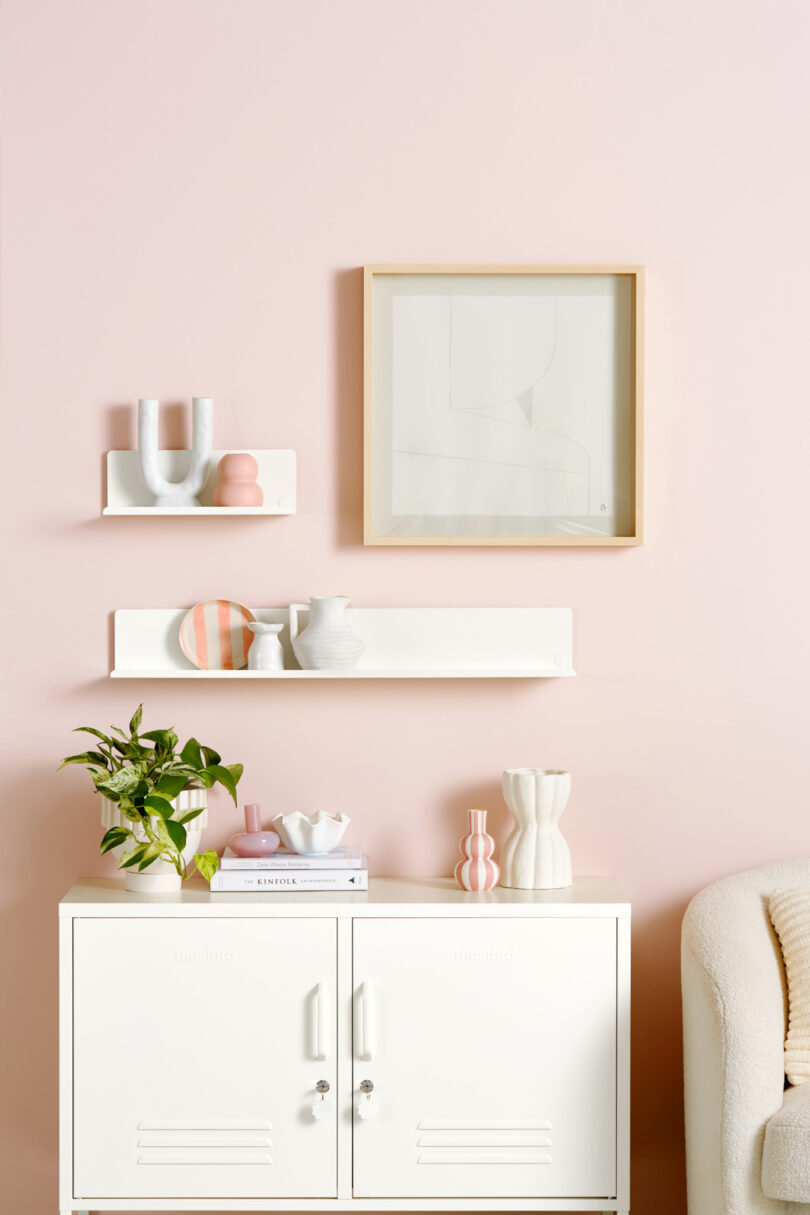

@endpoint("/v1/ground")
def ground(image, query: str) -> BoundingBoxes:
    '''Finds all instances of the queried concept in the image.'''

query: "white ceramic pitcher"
[289,596,365,670]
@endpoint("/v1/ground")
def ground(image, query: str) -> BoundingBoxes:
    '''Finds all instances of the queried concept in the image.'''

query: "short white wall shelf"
[103,450,296,515]
[112,607,575,679]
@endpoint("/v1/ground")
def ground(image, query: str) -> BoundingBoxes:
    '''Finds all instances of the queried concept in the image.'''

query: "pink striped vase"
[454,809,500,892]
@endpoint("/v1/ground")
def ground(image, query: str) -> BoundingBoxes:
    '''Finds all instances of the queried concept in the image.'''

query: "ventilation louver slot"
[416,1119,552,1166]
[136,1120,272,1166]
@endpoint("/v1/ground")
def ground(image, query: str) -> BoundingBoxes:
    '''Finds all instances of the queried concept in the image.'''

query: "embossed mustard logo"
[174,949,236,963]
[453,949,514,963]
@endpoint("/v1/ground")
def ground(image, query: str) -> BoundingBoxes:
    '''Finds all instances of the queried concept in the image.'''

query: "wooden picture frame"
[364,265,644,546]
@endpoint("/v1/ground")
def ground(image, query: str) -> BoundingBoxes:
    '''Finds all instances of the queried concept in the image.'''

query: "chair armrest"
[762,1082,810,1202]
[682,877,789,1215]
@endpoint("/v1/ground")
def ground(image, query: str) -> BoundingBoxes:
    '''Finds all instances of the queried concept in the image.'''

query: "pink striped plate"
[179,600,257,671]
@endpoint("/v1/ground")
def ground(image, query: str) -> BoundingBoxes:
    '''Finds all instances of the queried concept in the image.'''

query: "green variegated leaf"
[137,844,162,871]
[94,767,145,796]
[226,763,244,787]
[154,772,188,800]
[119,844,149,869]
[193,850,219,882]
[111,737,146,757]
[169,763,201,777]
[177,806,206,825]
[200,745,221,768]
[205,764,238,803]
[93,783,119,802]
[143,795,174,820]
[58,751,110,770]
[180,737,203,769]
[153,818,170,843]
[165,820,187,852]
[99,827,132,854]
[141,729,178,753]
[129,705,143,735]
[74,726,114,744]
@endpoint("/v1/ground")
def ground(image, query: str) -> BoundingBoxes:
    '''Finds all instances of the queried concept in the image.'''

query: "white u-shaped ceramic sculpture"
[500,768,573,890]
[137,397,213,507]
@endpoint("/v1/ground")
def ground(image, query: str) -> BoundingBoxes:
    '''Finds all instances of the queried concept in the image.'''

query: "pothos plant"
[59,705,243,881]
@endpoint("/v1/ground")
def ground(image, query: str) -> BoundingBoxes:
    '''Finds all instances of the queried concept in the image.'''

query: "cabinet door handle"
[312,981,329,1061]
[358,980,375,1060]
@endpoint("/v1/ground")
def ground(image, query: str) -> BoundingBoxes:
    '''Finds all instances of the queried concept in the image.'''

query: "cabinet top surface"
[59,875,629,915]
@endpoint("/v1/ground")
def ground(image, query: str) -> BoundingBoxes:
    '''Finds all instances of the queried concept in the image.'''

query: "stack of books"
[209,845,369,892]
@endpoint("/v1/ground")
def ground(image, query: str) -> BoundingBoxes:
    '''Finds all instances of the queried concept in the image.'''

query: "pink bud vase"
[454,809,500,892]
[213,453,264,507]
[228,804,280,857]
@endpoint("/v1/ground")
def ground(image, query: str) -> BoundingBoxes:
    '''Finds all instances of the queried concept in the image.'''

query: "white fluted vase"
[500,768,572,890]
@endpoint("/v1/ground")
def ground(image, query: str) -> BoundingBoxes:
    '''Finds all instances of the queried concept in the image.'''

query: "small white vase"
[271,811,351,855]
[500,768,572,890]
[290,597,365,670]
[101,791,208,892]
[247,622,284,670]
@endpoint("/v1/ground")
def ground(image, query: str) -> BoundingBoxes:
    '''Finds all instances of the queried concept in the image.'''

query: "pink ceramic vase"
[454,809,500,892]
[213,453,264,507]
[228,803,280,857]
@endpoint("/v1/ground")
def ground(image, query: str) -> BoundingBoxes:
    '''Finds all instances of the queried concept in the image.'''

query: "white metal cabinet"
[352,918,616,1199]
[73,917,337,1200]
[60,877,629,1214]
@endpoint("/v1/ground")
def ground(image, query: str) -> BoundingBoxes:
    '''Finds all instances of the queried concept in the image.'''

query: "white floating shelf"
[112,607,575,680]
[103,449,296,515]
[111,668,569,680]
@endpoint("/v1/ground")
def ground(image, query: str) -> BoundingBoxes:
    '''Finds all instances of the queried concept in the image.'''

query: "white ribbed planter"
[101,790,209,892]
[500,768,572,890]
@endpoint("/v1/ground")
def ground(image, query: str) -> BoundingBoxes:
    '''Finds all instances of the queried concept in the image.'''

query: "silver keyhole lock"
[312,1079,332,1121]
[356,1079,378,1121]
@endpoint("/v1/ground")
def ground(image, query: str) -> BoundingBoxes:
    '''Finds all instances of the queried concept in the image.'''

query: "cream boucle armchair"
[682,859,810,1214]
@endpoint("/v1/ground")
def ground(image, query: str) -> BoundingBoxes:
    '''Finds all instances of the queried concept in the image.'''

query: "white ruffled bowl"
[271,811,350,856]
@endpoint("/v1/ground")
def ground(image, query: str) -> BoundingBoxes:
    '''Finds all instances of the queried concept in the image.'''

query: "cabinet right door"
[352,916,617,1200]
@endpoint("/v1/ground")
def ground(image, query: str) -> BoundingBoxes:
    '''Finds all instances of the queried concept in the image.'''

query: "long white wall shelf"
[112,607,575,679]
[104,449,296,515]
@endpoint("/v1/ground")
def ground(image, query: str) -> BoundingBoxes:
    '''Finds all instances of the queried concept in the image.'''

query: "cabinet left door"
[72,917,337,1201]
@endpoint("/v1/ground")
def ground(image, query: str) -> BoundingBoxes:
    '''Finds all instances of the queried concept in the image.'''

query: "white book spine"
[210,869,369,892]
[220,852,364,871]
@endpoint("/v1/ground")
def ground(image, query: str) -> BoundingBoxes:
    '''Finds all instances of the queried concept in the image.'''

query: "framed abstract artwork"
[364,265,644,546]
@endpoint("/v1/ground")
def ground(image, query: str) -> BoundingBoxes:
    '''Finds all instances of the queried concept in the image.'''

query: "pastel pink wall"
[3,1,810,1211]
